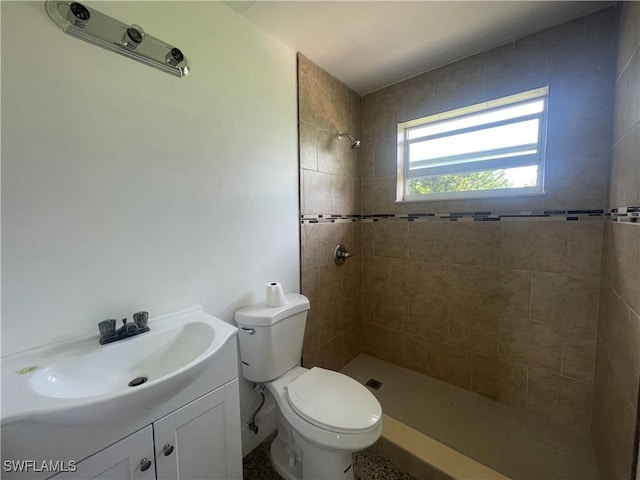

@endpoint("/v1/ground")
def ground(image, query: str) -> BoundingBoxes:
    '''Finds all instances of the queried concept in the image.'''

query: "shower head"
[336,131,361,149]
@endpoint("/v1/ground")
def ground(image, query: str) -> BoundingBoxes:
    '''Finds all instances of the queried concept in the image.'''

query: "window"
[396,87,548,202]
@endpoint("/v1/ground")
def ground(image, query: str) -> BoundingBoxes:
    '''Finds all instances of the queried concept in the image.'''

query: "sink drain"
[128,376,148,387]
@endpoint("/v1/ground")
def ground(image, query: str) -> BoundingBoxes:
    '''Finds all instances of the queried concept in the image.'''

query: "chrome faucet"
[98,311,150,345]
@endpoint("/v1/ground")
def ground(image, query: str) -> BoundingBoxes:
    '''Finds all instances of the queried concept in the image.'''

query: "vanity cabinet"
[50,426,155,480]
[153,384,240,480]
[49,382,242,480]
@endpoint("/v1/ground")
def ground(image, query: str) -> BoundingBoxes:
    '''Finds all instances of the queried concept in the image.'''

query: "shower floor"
[341,354,600,480]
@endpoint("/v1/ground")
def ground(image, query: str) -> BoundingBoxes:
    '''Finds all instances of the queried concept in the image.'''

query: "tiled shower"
[299,4,639,480]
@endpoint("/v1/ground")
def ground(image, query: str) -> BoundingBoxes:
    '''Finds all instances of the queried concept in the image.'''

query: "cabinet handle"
[140,458,152,472]
[163,443,175,456]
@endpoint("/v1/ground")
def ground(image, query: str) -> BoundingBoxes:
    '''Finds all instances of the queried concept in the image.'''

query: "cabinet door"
[49,426,155,480]
[154,381,242,480]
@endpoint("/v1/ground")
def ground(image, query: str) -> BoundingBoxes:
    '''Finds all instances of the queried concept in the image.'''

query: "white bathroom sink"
[1,306,237,426]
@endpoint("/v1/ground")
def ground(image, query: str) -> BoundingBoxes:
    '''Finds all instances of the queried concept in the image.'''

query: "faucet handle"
[133,311,149,328]
[98,319,116,339]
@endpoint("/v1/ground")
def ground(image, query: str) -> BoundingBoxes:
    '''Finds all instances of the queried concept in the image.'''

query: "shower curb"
[373,414,510,480]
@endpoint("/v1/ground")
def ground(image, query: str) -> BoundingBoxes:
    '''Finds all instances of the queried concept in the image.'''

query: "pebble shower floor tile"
[242,437,418,480]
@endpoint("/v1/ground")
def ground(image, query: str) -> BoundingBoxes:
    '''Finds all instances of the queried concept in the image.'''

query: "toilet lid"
[287,367,382,433]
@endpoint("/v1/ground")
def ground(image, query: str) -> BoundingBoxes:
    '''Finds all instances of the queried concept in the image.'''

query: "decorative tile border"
[609,206,640,224]
[301,207,640,225]
[300,210,606,224]
[301,214,360,224]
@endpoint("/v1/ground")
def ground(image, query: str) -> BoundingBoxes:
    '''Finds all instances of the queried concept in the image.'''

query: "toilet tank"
[234,293,310,383]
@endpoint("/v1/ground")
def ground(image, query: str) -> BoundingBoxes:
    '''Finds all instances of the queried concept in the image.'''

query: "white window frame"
[396,87,549,202]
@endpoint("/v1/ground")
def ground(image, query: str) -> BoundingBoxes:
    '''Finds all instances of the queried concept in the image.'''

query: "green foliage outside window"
[409,169,511,195]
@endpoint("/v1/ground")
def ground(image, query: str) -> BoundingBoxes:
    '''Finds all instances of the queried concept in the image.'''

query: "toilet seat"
[287,367,381,434]
[267,366,383,453]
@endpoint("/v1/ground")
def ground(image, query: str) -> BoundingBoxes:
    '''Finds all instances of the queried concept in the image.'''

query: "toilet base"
[270,435,301,480]
[269,413,354,480]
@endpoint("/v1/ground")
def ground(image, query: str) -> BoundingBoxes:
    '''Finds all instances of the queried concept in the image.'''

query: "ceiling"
[225,1,612,95]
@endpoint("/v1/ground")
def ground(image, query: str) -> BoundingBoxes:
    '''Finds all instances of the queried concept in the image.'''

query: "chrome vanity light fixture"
[45,1,190,77]
[336,131,361,149]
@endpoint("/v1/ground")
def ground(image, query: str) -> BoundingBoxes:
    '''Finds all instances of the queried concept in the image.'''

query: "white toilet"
[235,293,382,480]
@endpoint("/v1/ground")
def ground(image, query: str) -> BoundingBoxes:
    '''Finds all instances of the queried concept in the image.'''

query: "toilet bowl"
[267,366,382,479]
[235,293,382,480]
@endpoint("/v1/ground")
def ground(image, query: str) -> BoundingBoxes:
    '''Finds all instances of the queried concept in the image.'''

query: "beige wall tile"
[599,286,640,406]
[425,341,472,389]
[530,272,600,335]
[501,222,568,272]
[360,222,374,256]
[362,98,395,142]
[390,258,424,300]
[592,336,638,480]
[613,48,640,143]
[362,291,375,323]
[373,139,398,179]
[546,56,614,159]
[361,177,395,215]
[389,331,428,373]
[471,354,527,407]
[374,292,409,332]
[362,256,390,294]
[476,267,532,321]
[376,79,413,104]
[298,71,328,130]
[431,60,484,113]
[446,265,477,307]
[301,223,326,269]
[318,335,345,371]
[360,141,375,181]
[419,263,451,303]
[344,325,362,364]
[343,255,362,295]
[561,326,596,382]
[585,5,617,56]
[304,299,332,349]
[609,125,640,208]
[450,223,502,266]
[408,222,452,263]
[483,49,547,100]
[330,175,357,214]
[302,222,353,269]
[616,1,640,75]
[299,120,319,171]
[302,168,331,215]
[562,221,604,276]
[604,222,640,313]
[527,368,593,432]
[515,17,585,56]
[334,295,361,337]
[351,222,362,257]
[394,89,433,124]
[362,322,391,362]
[447,303,499,357]
[301,266,318,301]
[408,297,449,341]
[498,318,562,373]
[314,263,343,305]
[373,222,409,258]
[537,151,610,211]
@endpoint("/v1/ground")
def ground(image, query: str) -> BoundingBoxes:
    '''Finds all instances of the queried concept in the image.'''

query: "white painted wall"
[1,1,298,455]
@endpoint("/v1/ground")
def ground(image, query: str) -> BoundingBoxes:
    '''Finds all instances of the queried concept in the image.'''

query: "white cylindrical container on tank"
[266,282,288,307]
